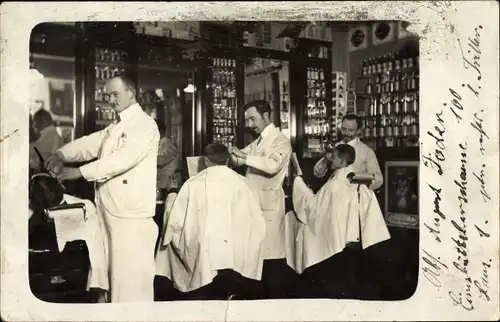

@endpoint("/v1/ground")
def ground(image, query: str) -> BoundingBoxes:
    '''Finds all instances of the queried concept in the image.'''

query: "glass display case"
[209,56,239,148]
[298,40,333,158]
[358,50,419,150]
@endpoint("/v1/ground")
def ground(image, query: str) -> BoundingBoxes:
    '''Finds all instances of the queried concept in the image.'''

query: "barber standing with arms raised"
[229,100,293,299]
[45,75,160,303]
[313,114,383,190]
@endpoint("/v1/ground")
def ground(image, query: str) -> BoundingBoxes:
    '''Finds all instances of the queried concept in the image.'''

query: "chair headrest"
[29,172,64,210]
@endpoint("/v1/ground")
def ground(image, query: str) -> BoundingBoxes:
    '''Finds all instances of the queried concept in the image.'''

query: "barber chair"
[29,203,93,303]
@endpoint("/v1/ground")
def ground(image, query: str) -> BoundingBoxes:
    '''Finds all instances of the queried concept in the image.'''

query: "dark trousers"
[260,258,298,299]
[179,269,261,301]
[290,243,363,299]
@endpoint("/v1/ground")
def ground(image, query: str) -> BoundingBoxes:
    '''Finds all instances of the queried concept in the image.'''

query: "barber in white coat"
[230,99,293,299]
[45,75,160,303]
[313,114,383,190]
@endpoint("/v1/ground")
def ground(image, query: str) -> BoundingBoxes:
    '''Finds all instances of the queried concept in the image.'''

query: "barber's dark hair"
[33,109,53,129]
[205,143,230,165]
[155,118,166,136]
[29,173,64,211]
[342,114,363,130]
[113,74,137,96]
[244,100,271,118]
[334,144,356,166]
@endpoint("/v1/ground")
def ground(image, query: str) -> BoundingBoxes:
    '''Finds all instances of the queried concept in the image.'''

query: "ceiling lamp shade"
[183,84,195,93]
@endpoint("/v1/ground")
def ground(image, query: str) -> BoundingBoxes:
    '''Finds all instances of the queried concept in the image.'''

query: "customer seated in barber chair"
[29,172,109,302]
[285,144,390,299]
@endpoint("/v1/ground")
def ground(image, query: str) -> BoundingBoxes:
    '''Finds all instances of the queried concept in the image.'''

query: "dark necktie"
[116,114,121,123]
[256,135,262,145]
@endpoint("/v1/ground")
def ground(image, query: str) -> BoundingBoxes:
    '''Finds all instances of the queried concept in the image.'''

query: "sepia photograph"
[25,20,420,304]
[1,2,499,322]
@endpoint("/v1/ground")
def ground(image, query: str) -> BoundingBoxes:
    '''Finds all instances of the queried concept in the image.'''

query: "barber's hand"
[61,167,83,181]
[45,151,64,176]
[231,147,247,159]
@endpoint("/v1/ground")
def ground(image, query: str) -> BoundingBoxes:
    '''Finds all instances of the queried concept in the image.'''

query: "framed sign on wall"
[372,22,395,46]
[384,160,419,229]
[348,26,368,52]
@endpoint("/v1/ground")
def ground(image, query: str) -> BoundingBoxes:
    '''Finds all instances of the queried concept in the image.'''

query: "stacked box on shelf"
[210,57,238,149]
[359,50,419,149]
[93,47,133,130]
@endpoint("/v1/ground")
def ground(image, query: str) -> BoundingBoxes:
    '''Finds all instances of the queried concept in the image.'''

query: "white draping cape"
[285,166,390,274]
[155,165,266,293]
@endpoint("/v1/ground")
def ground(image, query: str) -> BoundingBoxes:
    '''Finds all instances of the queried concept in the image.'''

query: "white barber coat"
[285,166,391,274]
[58,103,160,218]
[57,103,160,302]
[155,165,266,293]
[233,124,292,260]
[313,138,383,190]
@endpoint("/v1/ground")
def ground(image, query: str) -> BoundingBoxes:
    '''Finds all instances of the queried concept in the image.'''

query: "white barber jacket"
[155,166,266,292]
[313,138,383,190]
[285,166,391,274]
[58,103,160,218]
[233,124,292,260]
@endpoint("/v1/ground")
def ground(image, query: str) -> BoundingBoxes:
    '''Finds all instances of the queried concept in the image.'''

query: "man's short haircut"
[334,144,356,166]
[342,114,363,130]
[113,74,137,96]
[205,143,230,165]
[155,118,166,136]
[29,173,64,211]
[33,109,53,128]
[244,100,271,118]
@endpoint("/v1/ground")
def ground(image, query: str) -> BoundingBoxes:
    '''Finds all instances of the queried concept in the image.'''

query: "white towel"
[50,195,110,291]
[50,207,87,253]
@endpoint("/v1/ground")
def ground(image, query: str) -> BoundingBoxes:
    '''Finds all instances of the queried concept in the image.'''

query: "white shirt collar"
[119,103,142,122]
[260,123,275,138]
[336,137,359,147]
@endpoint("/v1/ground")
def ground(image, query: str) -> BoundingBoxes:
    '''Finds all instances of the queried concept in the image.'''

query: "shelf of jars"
[280,79,290,138]
[303,67,330,158]
[210,57,238,149]
[357,51,420,149]
[93,47,133,131]
[331,71,348,142]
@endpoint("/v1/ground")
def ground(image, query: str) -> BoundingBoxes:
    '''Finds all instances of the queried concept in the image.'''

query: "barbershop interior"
[28,21,420,303]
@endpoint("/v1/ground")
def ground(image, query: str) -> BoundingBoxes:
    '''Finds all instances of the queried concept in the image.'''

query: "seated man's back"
[156,143,266,296]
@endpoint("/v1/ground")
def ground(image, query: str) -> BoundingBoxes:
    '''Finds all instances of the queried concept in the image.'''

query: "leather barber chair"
[29,173,93,303]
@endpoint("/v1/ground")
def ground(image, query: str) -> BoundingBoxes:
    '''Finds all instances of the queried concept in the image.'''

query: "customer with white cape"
[285,144,390,298]
[155,143,266,300]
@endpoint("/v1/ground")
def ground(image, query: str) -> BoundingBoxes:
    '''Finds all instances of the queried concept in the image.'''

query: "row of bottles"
[95,48,129,63]
[363,115,419,139]
[361,51,418,76]
[95,66,127,81]
[365,72,419,95]
[95,107,118,122]
[359,50,419,149]
[365,94,419,116]
[211,57,238,148]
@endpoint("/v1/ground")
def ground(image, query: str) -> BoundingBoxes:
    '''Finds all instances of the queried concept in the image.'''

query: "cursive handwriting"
[424,183,446,243]
[474,260,492,302]
[470,112,489,156]
[449,142,474,311]
[422,110,446,175]
[446,88,465,124]
[458,25,483,81]
[474,223,491,238]
[473,164,491,203]
[421,249,448,287]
